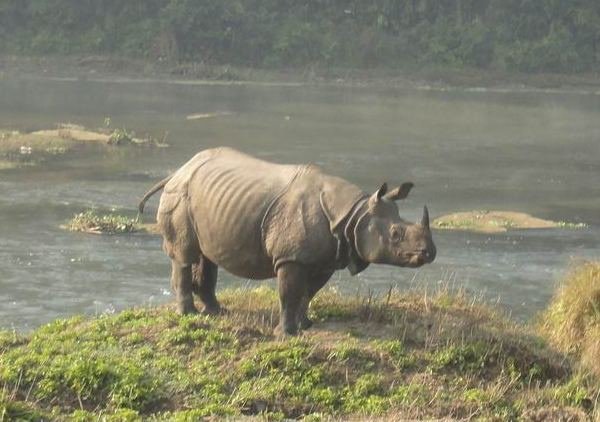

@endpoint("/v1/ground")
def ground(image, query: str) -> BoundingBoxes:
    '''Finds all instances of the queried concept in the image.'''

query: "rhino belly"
[188,164,282,280]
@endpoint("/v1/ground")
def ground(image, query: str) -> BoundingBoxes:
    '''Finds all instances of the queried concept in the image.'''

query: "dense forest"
[1,0,600,73]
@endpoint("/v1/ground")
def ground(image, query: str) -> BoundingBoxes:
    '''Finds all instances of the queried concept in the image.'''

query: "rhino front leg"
[192,256,222,315]
[299,270,333,330]
[275,263,308,336]
[171,261,199,315]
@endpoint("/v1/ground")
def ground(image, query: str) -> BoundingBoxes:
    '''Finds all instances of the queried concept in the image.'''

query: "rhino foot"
[274,323,299,337]
[201,305,227,316]
[299,316,313,330]
[177,303,199,315]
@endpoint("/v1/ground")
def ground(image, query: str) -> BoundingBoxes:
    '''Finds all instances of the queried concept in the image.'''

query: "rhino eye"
[390,227,404,243]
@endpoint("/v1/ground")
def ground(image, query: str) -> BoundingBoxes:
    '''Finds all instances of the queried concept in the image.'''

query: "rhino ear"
[384,182,414,201]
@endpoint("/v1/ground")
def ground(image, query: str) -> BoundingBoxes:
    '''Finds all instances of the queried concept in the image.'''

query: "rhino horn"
[421,206,430,229]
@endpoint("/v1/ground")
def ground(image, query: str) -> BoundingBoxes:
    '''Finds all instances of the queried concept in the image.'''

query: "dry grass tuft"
[539,262,600,377]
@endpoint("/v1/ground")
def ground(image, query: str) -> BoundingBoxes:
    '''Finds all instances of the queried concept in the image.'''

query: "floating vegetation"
[67,210,140,234]
[433,210,587,233]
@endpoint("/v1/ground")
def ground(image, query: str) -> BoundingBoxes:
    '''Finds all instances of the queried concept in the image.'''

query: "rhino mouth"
[400,250,434,267]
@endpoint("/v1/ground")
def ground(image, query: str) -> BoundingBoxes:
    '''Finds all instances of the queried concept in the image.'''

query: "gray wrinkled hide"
[157,147,363,279]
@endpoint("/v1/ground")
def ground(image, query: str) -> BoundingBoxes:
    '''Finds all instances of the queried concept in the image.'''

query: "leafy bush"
[503,26,582,72]
[419,19,495,67]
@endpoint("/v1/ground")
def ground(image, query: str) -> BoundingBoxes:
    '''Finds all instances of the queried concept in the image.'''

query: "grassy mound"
[433,210,587,233]
[0,124,166,170]
[540,262,600,378]
[1,287,598,420]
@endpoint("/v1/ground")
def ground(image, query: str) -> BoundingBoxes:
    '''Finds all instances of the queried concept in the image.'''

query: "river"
[1,77,599,330]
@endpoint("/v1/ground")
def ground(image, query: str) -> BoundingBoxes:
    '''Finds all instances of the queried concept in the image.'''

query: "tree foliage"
[1,0,599,73]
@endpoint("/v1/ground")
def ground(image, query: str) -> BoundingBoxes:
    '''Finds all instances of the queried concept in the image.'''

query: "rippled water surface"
[1,77,599,330]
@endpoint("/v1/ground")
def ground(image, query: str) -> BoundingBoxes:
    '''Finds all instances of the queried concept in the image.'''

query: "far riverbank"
[2,54,600,94]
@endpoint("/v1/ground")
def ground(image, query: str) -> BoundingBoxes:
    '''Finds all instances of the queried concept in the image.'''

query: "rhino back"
[184,148,301,278]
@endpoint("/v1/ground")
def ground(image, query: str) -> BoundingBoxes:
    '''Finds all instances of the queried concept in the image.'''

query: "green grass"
[67,210,140,234]
[433,219,477,230]
[555,221,589,229]
[0,285,598,420]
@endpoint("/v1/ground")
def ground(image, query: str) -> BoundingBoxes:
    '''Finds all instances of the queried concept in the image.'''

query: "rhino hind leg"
[159,200,201,315]
[192,256,222,315]
[170,261,199,314]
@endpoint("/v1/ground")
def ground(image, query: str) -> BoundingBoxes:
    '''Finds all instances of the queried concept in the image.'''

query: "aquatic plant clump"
[0,286,597,420]
[67,210,139,234]
[107,128,133,145]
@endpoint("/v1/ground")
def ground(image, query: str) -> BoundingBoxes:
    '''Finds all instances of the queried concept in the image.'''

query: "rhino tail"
[138,175,172,214]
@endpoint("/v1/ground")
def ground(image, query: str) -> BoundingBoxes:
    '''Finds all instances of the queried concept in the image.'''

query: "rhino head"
[352,182,436,269]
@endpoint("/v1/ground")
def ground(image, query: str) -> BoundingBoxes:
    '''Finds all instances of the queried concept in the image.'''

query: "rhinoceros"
[139,147,436,335]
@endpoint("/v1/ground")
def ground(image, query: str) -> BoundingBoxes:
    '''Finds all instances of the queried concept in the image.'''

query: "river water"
[1,77,599,331]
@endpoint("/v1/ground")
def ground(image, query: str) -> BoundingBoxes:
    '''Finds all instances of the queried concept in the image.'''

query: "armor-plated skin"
[140,147,436,335]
